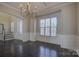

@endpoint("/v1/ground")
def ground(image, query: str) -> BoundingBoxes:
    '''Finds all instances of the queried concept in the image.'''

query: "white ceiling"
[1,2,64,12]
[0,2,73,16]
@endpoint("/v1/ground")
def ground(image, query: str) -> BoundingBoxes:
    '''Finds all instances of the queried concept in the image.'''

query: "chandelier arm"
[19,2,37,18]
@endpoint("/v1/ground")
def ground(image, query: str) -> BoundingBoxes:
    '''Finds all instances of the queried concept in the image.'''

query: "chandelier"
[19,2,37,17]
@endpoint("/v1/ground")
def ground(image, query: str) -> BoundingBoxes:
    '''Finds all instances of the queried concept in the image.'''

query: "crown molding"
[0,2,73,14]
[0,3,19,12]
[0,3,23,19]
[0,2,76,17]
[36,2,75,16]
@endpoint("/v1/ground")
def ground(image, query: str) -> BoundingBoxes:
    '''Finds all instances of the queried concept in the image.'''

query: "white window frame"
[17,19,23,34]
[39,16,57,37]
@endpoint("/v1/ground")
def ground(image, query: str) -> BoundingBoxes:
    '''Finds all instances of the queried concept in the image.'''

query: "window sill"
[40,35,57,38]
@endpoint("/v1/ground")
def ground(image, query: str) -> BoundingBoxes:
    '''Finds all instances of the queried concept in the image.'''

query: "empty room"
[0,2,79,57]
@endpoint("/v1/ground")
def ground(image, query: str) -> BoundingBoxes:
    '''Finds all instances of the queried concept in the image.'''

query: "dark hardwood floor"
[23,41,61,57]
[0,39,78,57]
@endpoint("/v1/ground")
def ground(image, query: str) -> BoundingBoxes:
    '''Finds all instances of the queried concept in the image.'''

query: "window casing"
[17,19,23,34]
[40,16,57,36]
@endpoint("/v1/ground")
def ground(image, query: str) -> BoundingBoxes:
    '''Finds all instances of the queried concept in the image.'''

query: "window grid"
[40,17,57,36]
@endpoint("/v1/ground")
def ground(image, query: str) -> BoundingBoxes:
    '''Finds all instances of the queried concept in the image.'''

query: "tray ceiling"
[1,2,64,12]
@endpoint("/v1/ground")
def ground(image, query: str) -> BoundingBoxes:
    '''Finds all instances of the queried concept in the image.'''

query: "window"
[19,20,23,34]
[17,19,23,34]
[40,19,45,35]
[40,17,57,36]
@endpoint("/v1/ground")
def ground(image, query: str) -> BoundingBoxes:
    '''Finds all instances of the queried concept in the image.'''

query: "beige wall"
[35,3,77,50]
[0,12,12,40]
[0,12,11,32]
[59,3,77,49]
[76,3,79,55]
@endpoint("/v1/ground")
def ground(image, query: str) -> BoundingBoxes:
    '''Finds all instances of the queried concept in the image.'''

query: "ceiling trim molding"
[0,11,23,19]
[37,2,75,16]
[0,2,74,14]
[0,3,19,12]
[0,2,76,17]
[0,4,23,19]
